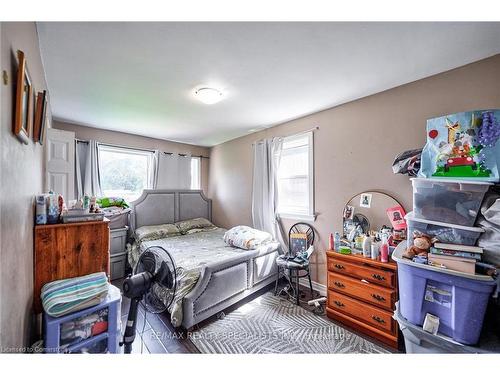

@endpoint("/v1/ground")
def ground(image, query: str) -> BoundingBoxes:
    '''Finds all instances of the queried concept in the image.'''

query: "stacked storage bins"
[110,226,129,281]
[103,204,131,281]
[394,178,496,349]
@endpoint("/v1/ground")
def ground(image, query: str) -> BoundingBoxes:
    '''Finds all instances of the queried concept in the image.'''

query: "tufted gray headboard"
[129,190,212,232]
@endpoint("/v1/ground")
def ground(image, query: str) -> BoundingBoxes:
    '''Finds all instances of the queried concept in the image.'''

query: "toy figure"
[402,231,437,260]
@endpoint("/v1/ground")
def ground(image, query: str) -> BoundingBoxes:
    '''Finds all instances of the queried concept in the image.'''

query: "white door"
[46,128,75,200]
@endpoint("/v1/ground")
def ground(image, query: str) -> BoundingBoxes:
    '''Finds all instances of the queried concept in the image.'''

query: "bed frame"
[130,189,279,329]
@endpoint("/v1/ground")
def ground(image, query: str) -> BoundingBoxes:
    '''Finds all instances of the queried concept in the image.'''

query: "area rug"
[189,292,391,354]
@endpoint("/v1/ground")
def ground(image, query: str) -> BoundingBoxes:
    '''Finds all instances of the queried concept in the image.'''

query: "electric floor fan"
[120,246,177,353]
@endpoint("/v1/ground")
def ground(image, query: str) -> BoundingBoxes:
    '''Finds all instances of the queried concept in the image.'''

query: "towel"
[41,272,109,317]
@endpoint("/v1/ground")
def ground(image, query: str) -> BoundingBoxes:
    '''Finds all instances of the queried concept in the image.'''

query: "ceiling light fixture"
[194,87,224,105]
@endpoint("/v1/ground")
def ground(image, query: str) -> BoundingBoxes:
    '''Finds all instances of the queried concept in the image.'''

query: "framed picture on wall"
[386,205,407,230]
[343,204,354,220]
[13,50,33,144]
[33,90,47,144]
[359,193,372,208]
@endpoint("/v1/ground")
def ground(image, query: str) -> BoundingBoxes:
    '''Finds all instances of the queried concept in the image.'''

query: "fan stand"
[120,246,177,354]
[122,296,142,354]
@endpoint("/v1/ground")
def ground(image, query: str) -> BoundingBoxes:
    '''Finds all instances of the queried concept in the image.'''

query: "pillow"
[223,226,273,250]
[175,217,216,234]
[134,223,181,242]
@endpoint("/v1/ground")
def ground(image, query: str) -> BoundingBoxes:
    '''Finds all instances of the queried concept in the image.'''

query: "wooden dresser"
[34,219,110,313]
[326,251,399,349]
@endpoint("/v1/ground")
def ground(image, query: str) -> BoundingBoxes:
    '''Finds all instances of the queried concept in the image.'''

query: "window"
[276,132,315,221]
[98,145,154,203]
[191,157,201,190]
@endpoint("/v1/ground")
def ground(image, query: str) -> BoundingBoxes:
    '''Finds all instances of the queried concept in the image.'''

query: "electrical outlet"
[2,70,8,85]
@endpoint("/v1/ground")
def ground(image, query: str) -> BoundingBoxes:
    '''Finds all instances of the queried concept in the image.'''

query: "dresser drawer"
[327,258,395,288]
[327,272,395,310]
[328,290,395,335]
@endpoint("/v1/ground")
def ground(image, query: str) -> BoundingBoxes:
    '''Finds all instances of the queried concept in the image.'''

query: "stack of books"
[427,243,483,275]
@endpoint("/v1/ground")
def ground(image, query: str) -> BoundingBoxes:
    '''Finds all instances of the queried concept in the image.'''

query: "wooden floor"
[113,278,199,353]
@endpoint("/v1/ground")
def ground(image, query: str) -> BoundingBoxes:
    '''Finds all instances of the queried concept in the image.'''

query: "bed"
[128,189,280,330]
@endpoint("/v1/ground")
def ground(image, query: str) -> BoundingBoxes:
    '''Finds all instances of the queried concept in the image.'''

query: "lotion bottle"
[380,233,389,263]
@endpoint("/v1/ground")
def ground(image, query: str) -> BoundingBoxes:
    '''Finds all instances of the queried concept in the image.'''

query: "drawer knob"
[372,273,386,281]
[371,294,386,302]
[334,300,345,308]
[334,264,345,270]
[372,315,385,324]
[334,281,345,288]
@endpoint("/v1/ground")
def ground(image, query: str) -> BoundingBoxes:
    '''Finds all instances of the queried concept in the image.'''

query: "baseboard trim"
[299,279,327,297]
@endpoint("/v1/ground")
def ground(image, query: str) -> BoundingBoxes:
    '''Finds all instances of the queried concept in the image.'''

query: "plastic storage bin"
[110,226,128,255]
[392,243,496,345]
[411,178,491,227]
[405,212,484,247]
[393,302,488,353]
[44,284,121,353]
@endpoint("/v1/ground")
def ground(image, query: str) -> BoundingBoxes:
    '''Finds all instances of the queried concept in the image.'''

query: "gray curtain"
[75,140,102,198]
[154,152,192,189]
[251,137,287,251]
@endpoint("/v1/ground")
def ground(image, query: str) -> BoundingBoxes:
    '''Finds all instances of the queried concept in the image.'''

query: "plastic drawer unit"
[44,284,122,353]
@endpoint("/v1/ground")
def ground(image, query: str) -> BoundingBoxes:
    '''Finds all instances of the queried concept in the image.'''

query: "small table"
[274,255,314,305]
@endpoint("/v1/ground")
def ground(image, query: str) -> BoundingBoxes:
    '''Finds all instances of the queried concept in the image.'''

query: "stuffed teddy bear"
[402,231,436,259]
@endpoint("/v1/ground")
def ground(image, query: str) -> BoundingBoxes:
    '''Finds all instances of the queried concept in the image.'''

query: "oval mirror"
[342,191,406,242]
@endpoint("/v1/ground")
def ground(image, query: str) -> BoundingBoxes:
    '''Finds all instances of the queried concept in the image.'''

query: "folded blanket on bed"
[223,225,273,250]
[41,272,109,317]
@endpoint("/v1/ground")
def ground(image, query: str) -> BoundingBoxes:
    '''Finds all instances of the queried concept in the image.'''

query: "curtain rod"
[76,138,210,159]
[252,126,319,146]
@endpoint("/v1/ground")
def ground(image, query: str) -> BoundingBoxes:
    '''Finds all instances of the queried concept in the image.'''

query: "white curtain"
[75,140,102,198]
[149,150,160,189]
[154,152,192,189]
[252,137,287,250]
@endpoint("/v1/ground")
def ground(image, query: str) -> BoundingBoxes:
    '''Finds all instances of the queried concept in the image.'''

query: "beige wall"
[52,121,211,194]
[0,22,49,349]
[208,54,500,287]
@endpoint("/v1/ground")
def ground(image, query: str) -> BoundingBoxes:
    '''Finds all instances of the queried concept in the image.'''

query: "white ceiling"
[37,22,500,147]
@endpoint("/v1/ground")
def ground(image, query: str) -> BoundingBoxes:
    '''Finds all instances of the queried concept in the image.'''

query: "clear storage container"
[411,178,491,226]
[405,212,484,247]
